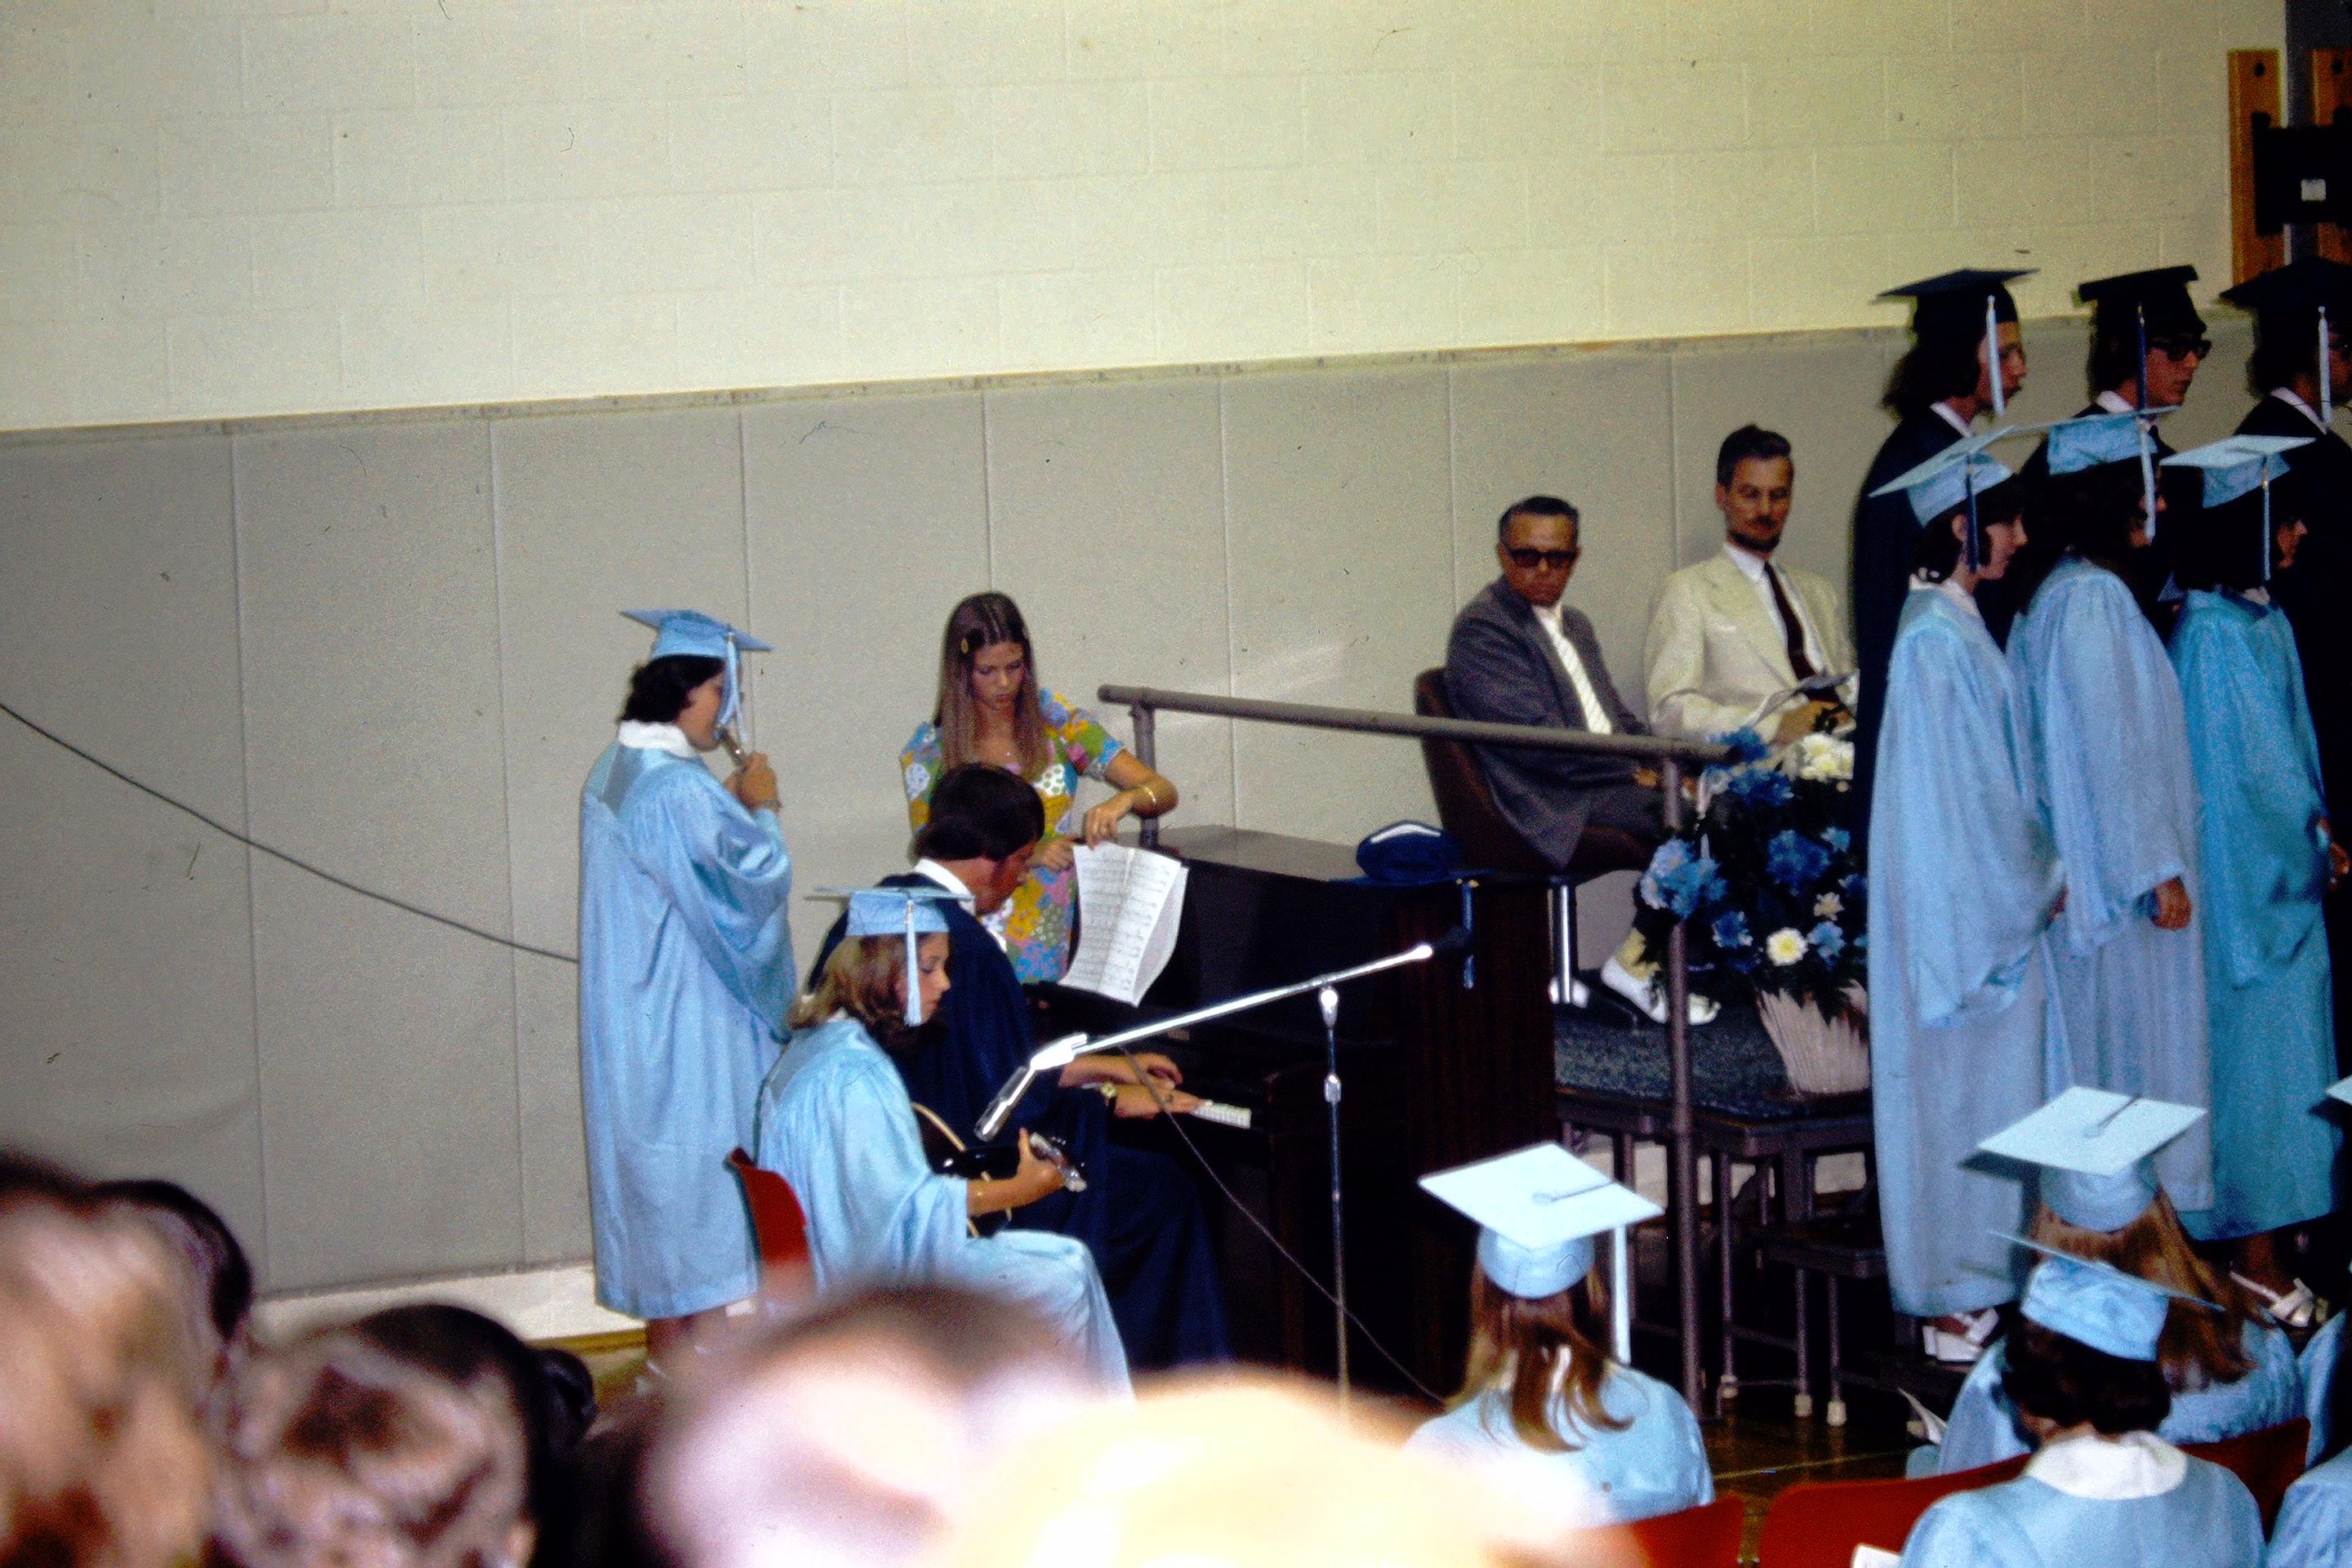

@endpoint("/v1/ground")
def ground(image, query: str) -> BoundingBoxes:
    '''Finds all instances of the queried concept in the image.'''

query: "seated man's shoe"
[1600,955,1720,1027]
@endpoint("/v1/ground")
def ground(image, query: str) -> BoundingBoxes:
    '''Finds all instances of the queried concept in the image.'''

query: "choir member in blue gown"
[1865,443,2064,1352]
[2307,1312,2346,1461]
[579,610,795,1360]
[1930,1097,2300,1474]
[809,764,1229,1370]
[1405,1144,1711,1528]
[1851,268,2032,829]
[2275,1338,2352,1567]
[2163,438,2344,1302]
[2008,412,2214,1213]
[756,888,1130,1393]
[1900,1246,2265,1568]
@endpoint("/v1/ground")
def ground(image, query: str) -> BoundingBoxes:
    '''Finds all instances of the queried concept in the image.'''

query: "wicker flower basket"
[1756,985,1871,1098]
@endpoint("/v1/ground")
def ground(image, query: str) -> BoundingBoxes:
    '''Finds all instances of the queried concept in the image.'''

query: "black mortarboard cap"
[2077,265,2203,338]
[1880,268,2034,339]
[2217,256,2352,318]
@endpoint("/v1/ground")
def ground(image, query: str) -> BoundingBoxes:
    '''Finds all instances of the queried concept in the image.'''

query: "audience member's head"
[2029,1192,2252,1391]
[92,1177,254,1384]
[2001,1317,2173,1444]
[1493,496,1580,610]
[933,592,1048,773]
[1458,1263,1626,1456]
[0,1180,211,1568]
[912,764,1045,915]
[943,1380,1571,1568]
[641,1285,1098,1568]
[2032,458,2154,573]
[616,656,725,726]
[1713,425,1794,555]
[212,1313,535,1568]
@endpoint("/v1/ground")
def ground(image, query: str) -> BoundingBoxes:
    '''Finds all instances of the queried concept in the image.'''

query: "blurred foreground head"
[942,1379,1610,1568]
[641,1285,1102,1568]
[212,1310,536,1568]
[0,1169,210,1568]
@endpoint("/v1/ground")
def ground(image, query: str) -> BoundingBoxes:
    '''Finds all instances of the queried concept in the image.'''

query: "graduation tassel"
[902,898,924,1027]
[2323,305,2335,425]
[2133,302,2149,412]
[1964,467,1982,572]
[1984,294,2006,416]
[2260,473,2274,586]
[2136,425,2158,543]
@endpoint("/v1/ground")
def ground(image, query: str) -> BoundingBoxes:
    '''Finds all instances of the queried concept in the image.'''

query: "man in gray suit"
[1445,495,1716,1024]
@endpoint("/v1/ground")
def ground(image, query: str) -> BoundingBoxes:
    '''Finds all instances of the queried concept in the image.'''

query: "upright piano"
[1035,826,1555,1397]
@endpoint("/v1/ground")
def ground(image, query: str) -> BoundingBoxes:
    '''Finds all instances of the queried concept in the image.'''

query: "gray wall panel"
[0,432,265,1272]
[744,393,989,966]
[983,379,1236,827]
[1222,367,1454,842]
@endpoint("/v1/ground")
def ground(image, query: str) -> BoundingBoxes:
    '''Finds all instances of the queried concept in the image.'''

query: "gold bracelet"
[1133,777,1166,812]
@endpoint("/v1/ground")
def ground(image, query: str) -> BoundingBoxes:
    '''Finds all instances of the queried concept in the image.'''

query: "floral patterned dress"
[902,688,1127,983]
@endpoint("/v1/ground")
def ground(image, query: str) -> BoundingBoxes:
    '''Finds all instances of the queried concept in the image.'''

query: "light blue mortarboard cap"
[1976,1087,2203,1233]
[826,885,960,1026]
[2009,1236,2220,1362]
[621,609,771,732]
[1869,427,2016,525]
[2043,409,2159,476]
[1419,1143,1659,1303]
[2162,435,2309,506]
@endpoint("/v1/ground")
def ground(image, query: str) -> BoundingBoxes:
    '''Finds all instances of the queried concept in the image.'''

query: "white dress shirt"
[913,858,1009,951]
[1722,542,1824,673]
[1530,600,1613,734]
[2095,388,2136,416]
[1934,399,1975,439]
[2272,386,2330,432]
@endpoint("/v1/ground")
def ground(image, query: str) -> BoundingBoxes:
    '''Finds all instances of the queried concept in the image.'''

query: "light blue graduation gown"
[2302,1313,2342,1463]
[1901,1450,2264,1568]
[2273,1445,2352,1568]
[579,737,794,1320]
[1868,585,2066,1316]
[2170,589,2340,1241]
[1933,1321,2304,1474]
[1404,1363,1712,1526]
[755,1017,1130,1393]
[2009,556,2214,1211]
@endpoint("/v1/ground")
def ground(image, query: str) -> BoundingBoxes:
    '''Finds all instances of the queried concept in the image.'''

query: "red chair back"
[1583,1495,1745,1568]
[726,1147,813,1298]
[1756,1457,2027,1568]
[2182,1418,2309,1534]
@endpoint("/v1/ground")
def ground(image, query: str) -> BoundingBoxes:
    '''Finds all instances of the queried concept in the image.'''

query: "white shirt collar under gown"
[2272,386,2331,432]
[2096,388,2137,416]
[2025,1431,2188,1501]
[1934,399,1975,438]
[617,720,697,758]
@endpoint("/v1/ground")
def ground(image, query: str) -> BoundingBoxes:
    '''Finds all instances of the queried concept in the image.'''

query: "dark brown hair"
[1453,1265,1628,1452]
[933,594,1046,777]
[2002,1319,2173,1437]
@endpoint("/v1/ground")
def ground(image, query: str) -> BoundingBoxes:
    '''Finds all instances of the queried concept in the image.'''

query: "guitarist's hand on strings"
[966,1129,1066,1216]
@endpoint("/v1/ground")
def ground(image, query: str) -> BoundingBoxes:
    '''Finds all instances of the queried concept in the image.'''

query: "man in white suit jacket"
[1646,425,1856,745]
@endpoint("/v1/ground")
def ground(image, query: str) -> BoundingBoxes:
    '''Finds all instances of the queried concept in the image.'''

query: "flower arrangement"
[1637,728,1866,1014]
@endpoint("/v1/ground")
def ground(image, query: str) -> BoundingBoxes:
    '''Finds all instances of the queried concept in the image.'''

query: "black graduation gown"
[2238,393,2352,1074]
[812,874,1231,1368]
[1851,408,1967,832]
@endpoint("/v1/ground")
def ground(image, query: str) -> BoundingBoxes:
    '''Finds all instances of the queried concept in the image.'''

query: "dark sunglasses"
[1506,547,1579,569]
[2149,336,2211,360]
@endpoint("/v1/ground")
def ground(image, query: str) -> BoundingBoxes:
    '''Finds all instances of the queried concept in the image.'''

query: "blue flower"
[1710,910,1753,950]
[1637,840,1691,910]
[1808,921,1846,960]
[1765,829,1831,892]
[1713,728,1771,765]
[1641,842,1726,918]
[1821,826,1851,853]
[1725,767,1793,808]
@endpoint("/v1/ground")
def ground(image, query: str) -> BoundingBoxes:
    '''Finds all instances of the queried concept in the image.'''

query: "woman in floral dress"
[903,592,1180,983]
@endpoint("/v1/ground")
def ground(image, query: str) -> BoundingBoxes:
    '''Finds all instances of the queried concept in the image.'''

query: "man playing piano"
[811,764,1231,1369]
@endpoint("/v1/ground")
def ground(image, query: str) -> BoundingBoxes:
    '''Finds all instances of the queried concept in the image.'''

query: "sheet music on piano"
[1063,841,1187,1005]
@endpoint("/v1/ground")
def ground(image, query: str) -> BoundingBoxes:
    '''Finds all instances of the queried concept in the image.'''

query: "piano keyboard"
[1187,1099,1253,1130]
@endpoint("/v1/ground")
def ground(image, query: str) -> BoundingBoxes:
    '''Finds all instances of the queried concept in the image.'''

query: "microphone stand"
[971,933,1463,1401]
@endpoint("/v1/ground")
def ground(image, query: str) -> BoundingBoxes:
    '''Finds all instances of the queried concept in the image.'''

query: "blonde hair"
[933,593,1047,777]
[790,933,927,1035]
[2029,1193,2254,1388]
[211,1324,531,1568]
[1455,1265,1629,1453]
[0,1194,209,1568]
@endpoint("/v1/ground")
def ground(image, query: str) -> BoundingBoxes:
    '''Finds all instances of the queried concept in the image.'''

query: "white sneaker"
[1599,955,1721,1027]
[1550,973,1592,1007]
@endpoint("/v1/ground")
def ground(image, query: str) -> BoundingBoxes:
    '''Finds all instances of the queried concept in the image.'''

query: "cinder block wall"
[1,0,2278,430]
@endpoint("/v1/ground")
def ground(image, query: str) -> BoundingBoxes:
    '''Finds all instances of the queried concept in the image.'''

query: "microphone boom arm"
[973,933,1455,1142]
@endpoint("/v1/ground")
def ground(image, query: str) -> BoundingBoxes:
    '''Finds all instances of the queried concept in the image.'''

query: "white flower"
[1814,892,1843,919]
[1765,928,1807,966]
[1793,731,1855,782]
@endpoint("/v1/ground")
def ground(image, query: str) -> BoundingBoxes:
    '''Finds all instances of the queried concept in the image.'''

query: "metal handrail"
[1101,681,1716,1412]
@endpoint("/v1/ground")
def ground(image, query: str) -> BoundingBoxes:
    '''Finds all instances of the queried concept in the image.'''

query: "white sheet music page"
[1064,842,1187,1004]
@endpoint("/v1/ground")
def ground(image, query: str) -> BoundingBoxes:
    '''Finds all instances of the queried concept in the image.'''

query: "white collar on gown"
[1933,399,1975,438]
[2024,1430,2187,1501]
[617,721,697,759]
